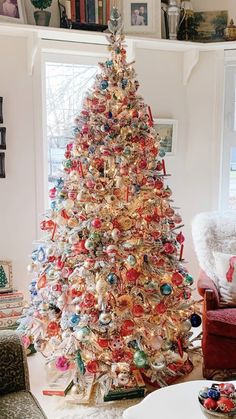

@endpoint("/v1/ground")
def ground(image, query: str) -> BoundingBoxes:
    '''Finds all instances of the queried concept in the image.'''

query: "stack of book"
[104,369,146,402]
[0,291,24,330]
[71,0,111,25]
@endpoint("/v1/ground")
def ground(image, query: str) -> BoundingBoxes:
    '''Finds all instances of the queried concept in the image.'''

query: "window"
[45,61,98,190]
[222,59,236,210]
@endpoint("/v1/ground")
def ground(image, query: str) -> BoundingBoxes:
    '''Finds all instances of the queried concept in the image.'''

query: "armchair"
[0,330,47,419]
[192,211,236,380]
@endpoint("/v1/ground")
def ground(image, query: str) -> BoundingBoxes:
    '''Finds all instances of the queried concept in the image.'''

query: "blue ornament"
[207,388,220,400]
[160,283,173,296]
[190,313,202,328]
[159,149,166,158]
[37,247,46,263]
[199,390,208,400]
[108,111,113,118]
[50,201,56,210]
[100,80,109,90]
[134,184,141,193]
[121,79,128,89]
[69,313,80,327]
[56,178,64,189]
[107,273,118,285]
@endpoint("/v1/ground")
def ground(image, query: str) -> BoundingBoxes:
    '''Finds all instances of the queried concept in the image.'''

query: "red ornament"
[203,398,217,411]
[47,321,59,337]
[91,218,102,229]
[219,383,235,397]
[156,161,163,171]
[163,242,176,254]
[154,302,166,314]
[121,320,135,336]
[165,207,175,217]
[126,269,140,283]
[40,220,55,231]
[72,240,89,254]
[155,179,164,190]
[139,159,147,169]
[132,304,144,317]
[172,272,184,286]
[217,397,235,413]
[86,360,99,374]
[97,338,109,348]
[176,232,185,244]
[83,293,96,308]
[86,179,95,189]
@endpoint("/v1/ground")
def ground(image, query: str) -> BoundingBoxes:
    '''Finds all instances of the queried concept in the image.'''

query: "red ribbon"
[226,256,236,282]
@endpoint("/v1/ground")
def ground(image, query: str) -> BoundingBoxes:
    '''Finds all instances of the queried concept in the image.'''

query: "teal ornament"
[134,350,148,368]
[159,149,166,158]
[127,255,137,266]
[51,201,56,210]
[76,327,91,342]
[107,273,118,285]
[69,313,80,327]
[76,351,85,375]
[89,232,100,242]
[56,178,64,189]
[106,60,113,67]
[160,283,173,296]
[185,274,194,285]
[100,80,109,90]
[85,239,95,250]
[63,159,73,169]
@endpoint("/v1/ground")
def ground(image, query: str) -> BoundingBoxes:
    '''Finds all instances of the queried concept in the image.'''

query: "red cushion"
[207,308,236,338]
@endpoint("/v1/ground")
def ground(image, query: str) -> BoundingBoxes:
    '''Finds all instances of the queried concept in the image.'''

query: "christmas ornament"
[134,350,148,368]
[190,313,202,328]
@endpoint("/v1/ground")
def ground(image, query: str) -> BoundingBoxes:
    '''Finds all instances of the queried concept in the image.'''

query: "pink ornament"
[55,356,70,372]
[49,187,57,199]
[86,179,95,189]
[22,335,31,348]
[219,383,235,397]
[91,218,102,229]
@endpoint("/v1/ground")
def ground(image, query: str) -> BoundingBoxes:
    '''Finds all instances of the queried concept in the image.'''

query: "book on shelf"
[43,369,74,396]
[104,369,147,402]
[70,0,110,26]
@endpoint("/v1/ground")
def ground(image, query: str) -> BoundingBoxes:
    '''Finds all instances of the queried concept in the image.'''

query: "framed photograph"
[0,260,13,293]
[0,128,6,150]
[122,0,161,37]
[153,119,178,156]
[193,10,228,43]
[0,97,3,124]
[0,152,5,178]
[0,0,26,24]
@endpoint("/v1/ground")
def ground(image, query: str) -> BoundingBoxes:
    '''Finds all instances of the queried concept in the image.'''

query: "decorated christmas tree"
[19,8,201,397]
[0,265,7,288]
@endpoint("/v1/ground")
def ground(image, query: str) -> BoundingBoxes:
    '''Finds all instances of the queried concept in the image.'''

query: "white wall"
[0,36,37,297]
[0,35,225,298]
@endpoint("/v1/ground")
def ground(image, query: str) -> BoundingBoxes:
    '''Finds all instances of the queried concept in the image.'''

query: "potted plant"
[31,0,52,26]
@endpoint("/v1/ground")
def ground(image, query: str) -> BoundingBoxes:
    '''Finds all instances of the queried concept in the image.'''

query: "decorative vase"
[167,0,180,40]
[34,10,51,26]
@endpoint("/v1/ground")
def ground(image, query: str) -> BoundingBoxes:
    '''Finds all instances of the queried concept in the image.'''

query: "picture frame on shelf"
[0,260,13,293]
[0,128,6,150]
[192,10,228,43]
[0,0,26,24]
[0,152,5,178]
[153,119,178,156]
[122,0,161,37]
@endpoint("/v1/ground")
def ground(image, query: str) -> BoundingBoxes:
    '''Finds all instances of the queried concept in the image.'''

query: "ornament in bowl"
[198,383,236,418]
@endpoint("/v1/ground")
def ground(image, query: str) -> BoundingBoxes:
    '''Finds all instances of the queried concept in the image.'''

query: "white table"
[123,380,236,419]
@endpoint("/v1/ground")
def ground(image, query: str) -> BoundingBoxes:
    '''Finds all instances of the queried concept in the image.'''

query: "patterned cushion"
[0,390,47,419]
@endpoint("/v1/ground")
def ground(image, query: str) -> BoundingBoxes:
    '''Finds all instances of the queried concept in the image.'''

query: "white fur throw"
[192,211,236,285]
